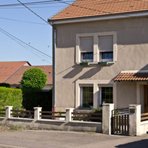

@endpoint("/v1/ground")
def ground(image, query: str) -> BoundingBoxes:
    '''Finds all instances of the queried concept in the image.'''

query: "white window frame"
[76,32,117,64]
[75,80,114,109]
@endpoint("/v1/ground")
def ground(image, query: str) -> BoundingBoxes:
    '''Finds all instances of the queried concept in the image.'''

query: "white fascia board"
[49,11,148,25]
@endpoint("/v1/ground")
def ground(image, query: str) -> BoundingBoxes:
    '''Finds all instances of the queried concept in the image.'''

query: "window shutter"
[80,36,93,52]
[98,35,113,51]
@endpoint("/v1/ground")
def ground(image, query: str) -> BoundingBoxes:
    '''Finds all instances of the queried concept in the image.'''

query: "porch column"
[129,104,141,136]
[102,103,114,135]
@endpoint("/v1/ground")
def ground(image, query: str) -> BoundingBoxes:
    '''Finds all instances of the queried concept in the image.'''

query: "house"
[0,61,31,86]
[0,61,52,90]
[49,0,148,113]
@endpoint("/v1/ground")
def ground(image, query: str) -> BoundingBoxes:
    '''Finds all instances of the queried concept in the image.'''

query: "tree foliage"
[21,68,47,91]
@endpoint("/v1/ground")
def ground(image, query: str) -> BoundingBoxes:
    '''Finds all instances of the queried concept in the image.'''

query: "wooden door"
[144,85,148,113]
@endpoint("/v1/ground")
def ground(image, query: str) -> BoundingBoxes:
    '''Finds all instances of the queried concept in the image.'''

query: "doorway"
[144,85,148,113]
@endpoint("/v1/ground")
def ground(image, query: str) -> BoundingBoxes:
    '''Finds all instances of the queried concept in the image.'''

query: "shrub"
[21,68,51,111]
[0,87,22,109]
[21,68,47,91]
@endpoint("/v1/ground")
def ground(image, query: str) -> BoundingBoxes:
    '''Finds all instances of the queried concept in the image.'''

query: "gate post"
[129,104,141,136]
[5,106,13,119]
[34,107,42,121]
[102,103,114,135]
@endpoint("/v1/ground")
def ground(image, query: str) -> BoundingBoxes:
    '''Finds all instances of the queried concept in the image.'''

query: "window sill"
[79,61,115,66]
[79,62,98,66]
[98,61,114,66]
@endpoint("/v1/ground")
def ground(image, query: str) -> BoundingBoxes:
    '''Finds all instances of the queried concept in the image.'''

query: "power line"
[0,17,46,25]
[17,0,48,24]
[0,26,52,59]
[0,27,50,62]
[0,0,74,7]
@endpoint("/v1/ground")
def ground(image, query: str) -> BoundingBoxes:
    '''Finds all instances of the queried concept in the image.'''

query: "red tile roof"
[114,72,148,81]
[51,0,148,21]
[0,61,30,83]
[5,66,52,85]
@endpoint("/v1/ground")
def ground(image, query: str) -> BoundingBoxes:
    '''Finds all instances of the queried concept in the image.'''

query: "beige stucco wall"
[116,82,137,108]
[54,17,148,111]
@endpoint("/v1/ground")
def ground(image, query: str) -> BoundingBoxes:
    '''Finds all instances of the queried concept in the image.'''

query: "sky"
[0,0,73,65]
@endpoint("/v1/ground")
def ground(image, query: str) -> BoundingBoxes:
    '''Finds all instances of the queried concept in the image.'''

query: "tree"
[21,68,48,110]
[21,68,47,91]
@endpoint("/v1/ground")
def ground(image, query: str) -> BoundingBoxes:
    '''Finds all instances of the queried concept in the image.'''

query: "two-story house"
[49,0,148,113]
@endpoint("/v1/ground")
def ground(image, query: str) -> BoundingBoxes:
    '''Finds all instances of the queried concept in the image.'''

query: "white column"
[34,107,42,121]
[129,104,141,136]
[113,82,117,108]
[93,83,99,109]
[136,83,141,104]
[66,108,74,122]
[102,103,114,135]
[5,106,13,119]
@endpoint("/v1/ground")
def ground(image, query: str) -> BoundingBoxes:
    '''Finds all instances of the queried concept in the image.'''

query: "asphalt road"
[0,130,148,148]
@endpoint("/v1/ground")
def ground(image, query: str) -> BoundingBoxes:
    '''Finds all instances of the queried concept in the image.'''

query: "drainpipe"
[52,25,56,112]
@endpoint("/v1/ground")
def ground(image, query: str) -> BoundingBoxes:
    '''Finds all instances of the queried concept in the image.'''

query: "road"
[0,130,148,148]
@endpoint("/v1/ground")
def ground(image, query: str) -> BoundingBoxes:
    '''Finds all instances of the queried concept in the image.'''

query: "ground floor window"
[80,86,93,108]
[100,87,113,104]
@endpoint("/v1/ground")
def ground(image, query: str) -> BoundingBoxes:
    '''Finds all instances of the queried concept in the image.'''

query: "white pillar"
[66,108,74,122]
[5,106,13,119]
[93,83,99,108]
[102,103,114,135]
[129,104,141,136]
[34,107,42,121]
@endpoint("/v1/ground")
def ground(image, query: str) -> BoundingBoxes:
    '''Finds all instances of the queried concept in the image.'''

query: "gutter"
[48,11,148,25]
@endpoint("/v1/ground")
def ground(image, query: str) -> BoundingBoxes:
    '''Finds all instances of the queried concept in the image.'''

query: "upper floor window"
[80,36,93,62]
[76,32,117,64]
[98,35,113,62]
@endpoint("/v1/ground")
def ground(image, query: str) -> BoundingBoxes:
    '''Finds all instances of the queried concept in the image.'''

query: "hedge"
[22,89,52,111]
[0,87,22,110]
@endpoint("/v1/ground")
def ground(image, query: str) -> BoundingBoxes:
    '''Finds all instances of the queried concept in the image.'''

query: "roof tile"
[114,72,148,81]
[51,0,148,21]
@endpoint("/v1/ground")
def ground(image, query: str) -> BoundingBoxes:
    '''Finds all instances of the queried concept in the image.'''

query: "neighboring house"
[0,61,52,90]
[0,61,31,85]
[49,0,148,112]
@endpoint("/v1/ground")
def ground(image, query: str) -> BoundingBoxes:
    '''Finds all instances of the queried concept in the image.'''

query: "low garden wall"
[0,106,102,133]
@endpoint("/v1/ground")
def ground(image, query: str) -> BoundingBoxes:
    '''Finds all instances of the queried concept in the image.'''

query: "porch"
[114,70,148,113]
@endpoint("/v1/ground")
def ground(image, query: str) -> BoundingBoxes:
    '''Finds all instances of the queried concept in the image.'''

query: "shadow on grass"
[116,139,148,148]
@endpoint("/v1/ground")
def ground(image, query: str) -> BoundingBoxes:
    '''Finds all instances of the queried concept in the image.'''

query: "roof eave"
[48,11,148,25]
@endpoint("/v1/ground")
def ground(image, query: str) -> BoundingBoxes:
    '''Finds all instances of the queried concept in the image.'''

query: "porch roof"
[114,71,148,81]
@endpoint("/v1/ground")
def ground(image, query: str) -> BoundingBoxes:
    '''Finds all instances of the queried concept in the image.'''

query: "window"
[76,32,117,64]
[80,86,93,108]
[81,52,93,62]
[98,35,113,62]
[79,36,93,62]
[101,87,113,104]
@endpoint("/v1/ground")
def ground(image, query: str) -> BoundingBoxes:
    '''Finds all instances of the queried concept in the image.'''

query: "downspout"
[52,24,56,112]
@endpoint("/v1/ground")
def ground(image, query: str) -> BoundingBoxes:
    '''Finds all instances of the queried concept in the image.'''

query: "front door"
[144,85,148,112]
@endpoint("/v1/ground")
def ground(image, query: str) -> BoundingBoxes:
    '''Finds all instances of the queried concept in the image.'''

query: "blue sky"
[0,0,73,65]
